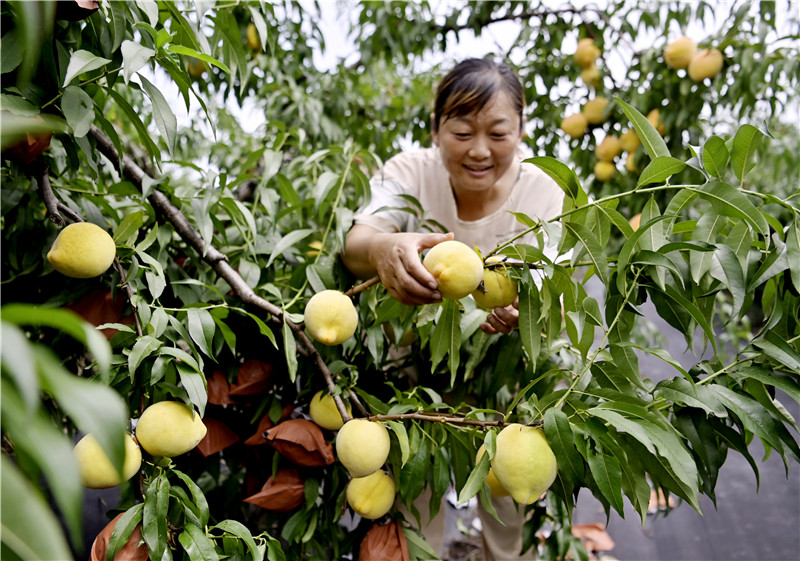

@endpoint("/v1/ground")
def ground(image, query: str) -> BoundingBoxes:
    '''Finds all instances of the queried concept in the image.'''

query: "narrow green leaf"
[753,330,800,373]
[139,74,178,156]
[173,470,210,527]
[711,245,747,318]
[143,474,170,561]
[655,378,727,417]
[701,135,729,179]
[121,40,155,84]
[661,285,718,355]
[107,504,144,561]
[168,44,231,73]
[517,280,541,368]
[543,408,583,484]
[691,181,769,236]
[128,335,162,375]
[586,450,624,515]
[61,86,94,137]
[457,450,490,505]
[114,210,145,245]
[637,156,687,187]
[0,323,39,414]
[430,300,460,381]
[615,98,670,158]
[179,524,219,561]
[785,220,800,290]
[528,156,584,202]
[108,89,161,167]
[1,304,111,379]
[730,124,765,185]
[1,382,84,546]
[214,519,263,561]
[563,221,608,284]
[187,308,215,358]
[266,229,313,268]
[0,456,74,561]
[282,317,298,382]
[63,49,111,86]
[386,420,410,466]
[176,362,207,417]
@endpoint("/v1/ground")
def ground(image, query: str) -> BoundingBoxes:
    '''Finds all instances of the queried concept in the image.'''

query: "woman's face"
[432,90,524,197]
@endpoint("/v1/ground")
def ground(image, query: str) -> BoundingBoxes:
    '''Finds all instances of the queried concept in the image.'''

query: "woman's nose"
[467,136,490,159]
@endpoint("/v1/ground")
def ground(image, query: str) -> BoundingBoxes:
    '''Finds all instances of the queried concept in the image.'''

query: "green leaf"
[107,504,144,561]
[61,86,95,137]
[179,524,219,561]
[266,229,313,268]
[63,49,112,86]
[282,317,298,382]
[543,408,583,484]
[386,420,410,466]
[457,449,490,505]
[517,279,541,368]
[0,323,39,414]
[637,156,687,187]
[563,221,608,284]
[786,220,800,291]
[139,74,178,157]
[586,450,624,515]
[528,156,584,202]
[176,362,207,417]
[168,45,231,74]
[114,210,145,245]
[692,181,769,236]
[143,474,171,561]
[1,304,111,380]
[701,135,729,179]
[730,124,765,185]
[713,386,800,462]
[753,330,800,374]
[108,89,161,167]
[173,470,210,527]
[0,456,74,561]
[615,98,670,159]
[121,40,155,84]
[430,299,461,384]
[128,335,162,375]
[709,244,746,317]
[213,520,263,561]
[0,381,84,546]
[187,308,215,358]
[655,378,727,417]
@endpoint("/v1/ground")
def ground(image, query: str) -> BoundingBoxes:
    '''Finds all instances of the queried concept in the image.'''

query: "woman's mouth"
[464,163,493,175]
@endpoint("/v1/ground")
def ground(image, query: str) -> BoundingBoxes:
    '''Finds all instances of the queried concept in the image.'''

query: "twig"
[32,162,64,226]
[345,275,381,297]
[367,411,543,429]
[113,257,143,337]
[88,125,363,422]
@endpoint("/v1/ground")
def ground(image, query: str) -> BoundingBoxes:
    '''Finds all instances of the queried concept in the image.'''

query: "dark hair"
[432,58,525,133]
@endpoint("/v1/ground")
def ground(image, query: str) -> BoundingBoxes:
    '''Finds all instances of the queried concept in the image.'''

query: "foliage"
[1,1,799,560]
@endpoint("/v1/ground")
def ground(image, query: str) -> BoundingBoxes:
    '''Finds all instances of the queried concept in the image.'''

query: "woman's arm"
[342,224,453,306]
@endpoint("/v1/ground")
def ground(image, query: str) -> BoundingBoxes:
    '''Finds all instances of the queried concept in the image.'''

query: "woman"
[342,58,565,560]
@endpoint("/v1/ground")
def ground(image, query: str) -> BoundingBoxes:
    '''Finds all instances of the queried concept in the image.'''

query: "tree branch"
[367,411,543,430]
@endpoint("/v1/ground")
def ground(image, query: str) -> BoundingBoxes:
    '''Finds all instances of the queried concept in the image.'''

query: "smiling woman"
[340,58,567,559]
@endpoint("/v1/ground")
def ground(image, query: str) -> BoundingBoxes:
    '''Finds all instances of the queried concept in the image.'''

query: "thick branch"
[89,126,361,422]
[32,162,64,226]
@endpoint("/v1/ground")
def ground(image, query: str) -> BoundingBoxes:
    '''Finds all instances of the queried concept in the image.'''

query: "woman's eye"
[454,132,470,138]
[491,133,509,139]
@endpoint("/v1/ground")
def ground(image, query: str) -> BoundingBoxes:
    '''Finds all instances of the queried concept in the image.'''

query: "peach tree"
[1,1,798,560]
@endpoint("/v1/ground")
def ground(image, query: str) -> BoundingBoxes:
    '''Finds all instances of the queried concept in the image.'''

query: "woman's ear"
[519,116,527,140]
[430,112,439,146]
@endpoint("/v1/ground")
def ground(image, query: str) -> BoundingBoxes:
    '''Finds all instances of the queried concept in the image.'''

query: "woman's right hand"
[343,226,454,306]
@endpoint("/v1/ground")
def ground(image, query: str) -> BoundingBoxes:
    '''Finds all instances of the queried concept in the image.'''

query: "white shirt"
[354,147,565,257]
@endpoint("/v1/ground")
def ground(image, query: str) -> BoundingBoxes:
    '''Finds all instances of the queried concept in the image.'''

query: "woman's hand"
[343,225,454,306]
[480,299,519,335]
